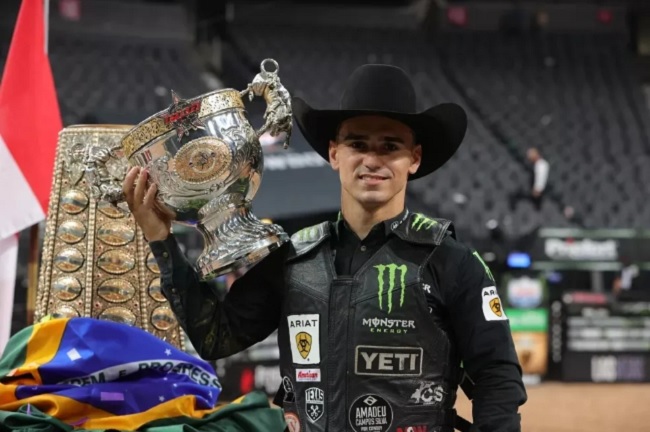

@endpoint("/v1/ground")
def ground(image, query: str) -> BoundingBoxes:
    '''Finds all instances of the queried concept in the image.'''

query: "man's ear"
[408,144,422,175]
[329,141,340,171]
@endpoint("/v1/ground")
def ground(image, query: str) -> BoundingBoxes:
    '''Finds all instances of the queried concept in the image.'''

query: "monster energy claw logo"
[411,213,437,231]
[375,264,407,314]
[295,226,319,242]
[473,251,495,282]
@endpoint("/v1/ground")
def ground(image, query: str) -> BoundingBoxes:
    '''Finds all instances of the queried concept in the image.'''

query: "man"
[612,257,646,300]
[509,147,550,212]
[124,64,526,431]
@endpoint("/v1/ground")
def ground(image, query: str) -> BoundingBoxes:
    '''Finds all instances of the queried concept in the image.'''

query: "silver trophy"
[85,59,292,280]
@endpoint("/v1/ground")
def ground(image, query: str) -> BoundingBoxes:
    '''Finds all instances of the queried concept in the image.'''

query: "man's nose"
[362,151,383,169]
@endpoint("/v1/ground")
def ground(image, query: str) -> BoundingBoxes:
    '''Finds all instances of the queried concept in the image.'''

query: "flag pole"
[44,0,49,55]
[26,225,40,325]
[26,0,50,326]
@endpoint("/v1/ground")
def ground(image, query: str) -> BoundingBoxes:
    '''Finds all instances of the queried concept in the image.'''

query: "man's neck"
[340,199,404,240]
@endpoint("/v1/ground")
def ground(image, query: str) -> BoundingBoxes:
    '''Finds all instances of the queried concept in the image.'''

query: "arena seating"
[228,23,650,235]
[3,21,648,237]
[438,32,650,230]
[47,34,208,126]
[227,24,604,238]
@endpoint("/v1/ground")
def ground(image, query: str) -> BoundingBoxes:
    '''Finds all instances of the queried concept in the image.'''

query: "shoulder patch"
[472,251,495,283]
[482,286,508,321]
[410,213,439,231]
[289,222,330,258]
[394,212,455,245]
[292,224,323,243]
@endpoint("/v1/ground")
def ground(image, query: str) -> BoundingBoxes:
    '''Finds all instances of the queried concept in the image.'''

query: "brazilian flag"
[0,318,285,431]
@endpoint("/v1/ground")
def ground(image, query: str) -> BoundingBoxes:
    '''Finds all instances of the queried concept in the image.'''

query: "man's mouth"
[358,174,388,183]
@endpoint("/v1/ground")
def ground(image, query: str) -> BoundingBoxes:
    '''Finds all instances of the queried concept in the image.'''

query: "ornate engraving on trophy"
[97,201,128,218]
[61,190,89,214]
[99,307,137,326]
[173,137,233,184]
[163,90,206,139]
[53,305,80,319]
[148,277,165,302]
[85,140,128,204]
[151,306,176,331]
[54,248,85,272]
[64,142,87,185]
[97,278,136,303]
[52,276,83,301]
[56,220,87,244]
[147,155,186,203]
[146,252,160,274]
[96,222,136,246]
[36,126,184,349]
[96,250,136,275]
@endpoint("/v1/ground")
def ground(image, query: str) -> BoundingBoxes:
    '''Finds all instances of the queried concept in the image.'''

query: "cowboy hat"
[292,64,467,180]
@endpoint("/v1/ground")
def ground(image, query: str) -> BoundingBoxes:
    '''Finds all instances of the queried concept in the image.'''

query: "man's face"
[329,116,422,209]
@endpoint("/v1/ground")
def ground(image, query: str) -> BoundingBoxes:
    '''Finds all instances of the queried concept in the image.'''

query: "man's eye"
[350,141,366,149]
[384,143,399,151]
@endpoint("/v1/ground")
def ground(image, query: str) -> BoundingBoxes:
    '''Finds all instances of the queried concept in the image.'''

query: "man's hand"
[531,189,541,198]
[123,167,173,242]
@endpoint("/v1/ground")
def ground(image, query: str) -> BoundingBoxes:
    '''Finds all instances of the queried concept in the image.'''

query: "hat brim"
[292,97,467,180]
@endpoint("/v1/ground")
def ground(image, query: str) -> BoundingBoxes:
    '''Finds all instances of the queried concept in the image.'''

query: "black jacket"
[150,212,527,431]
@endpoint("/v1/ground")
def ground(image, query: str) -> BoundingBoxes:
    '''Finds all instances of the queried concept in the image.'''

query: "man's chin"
[354,192,390,208]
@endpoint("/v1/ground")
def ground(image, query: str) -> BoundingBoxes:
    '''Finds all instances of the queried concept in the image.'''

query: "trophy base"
[195,194,290,280]
[197,231,289,280]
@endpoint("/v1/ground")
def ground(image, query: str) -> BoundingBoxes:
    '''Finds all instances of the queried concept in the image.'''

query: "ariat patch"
[482,287,508,321]
[288,314,321,364]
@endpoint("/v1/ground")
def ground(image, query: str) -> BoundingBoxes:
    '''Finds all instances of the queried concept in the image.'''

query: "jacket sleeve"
[149,234,286,360]
[444,245,527,432]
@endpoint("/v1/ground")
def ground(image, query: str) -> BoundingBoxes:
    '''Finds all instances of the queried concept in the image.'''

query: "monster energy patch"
[473,251,495,282]
[374,264,407,314]
[293,225,320,243]
[362,317,416,334]
[411,213,437,231]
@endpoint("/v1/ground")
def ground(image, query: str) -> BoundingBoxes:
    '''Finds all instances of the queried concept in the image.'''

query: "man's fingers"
[156,201,177,221]
[123,167,139,205]
[143,183,158,208]
[133,169,148,204]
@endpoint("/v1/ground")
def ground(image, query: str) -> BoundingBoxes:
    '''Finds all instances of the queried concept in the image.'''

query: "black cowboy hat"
[292,64,468,180]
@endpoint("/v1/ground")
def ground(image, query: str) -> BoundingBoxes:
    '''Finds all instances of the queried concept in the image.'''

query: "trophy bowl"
[86,59,292,280]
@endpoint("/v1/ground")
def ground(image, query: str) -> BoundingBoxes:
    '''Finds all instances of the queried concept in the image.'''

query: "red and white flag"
[0,0,62,353]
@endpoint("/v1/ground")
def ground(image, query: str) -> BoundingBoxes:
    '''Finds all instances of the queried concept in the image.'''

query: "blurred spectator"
[509,147,549,212]
[613,257,641,299]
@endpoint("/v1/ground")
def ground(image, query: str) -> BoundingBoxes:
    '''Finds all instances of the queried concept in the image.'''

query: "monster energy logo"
[473,251,495,282]
[374,264,407,313]
[294,226,319,242]
[412,213,437,231]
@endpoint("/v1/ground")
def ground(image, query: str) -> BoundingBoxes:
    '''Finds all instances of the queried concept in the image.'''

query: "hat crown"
[340,64,417,114]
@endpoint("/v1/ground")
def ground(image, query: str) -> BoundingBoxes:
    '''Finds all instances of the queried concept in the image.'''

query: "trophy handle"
[240,58,293,149]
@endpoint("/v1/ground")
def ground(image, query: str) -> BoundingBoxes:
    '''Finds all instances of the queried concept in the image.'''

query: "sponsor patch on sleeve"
[481,286,508,321]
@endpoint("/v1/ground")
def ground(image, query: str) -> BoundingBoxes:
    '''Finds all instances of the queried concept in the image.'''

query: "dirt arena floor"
[454,383,650,432]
